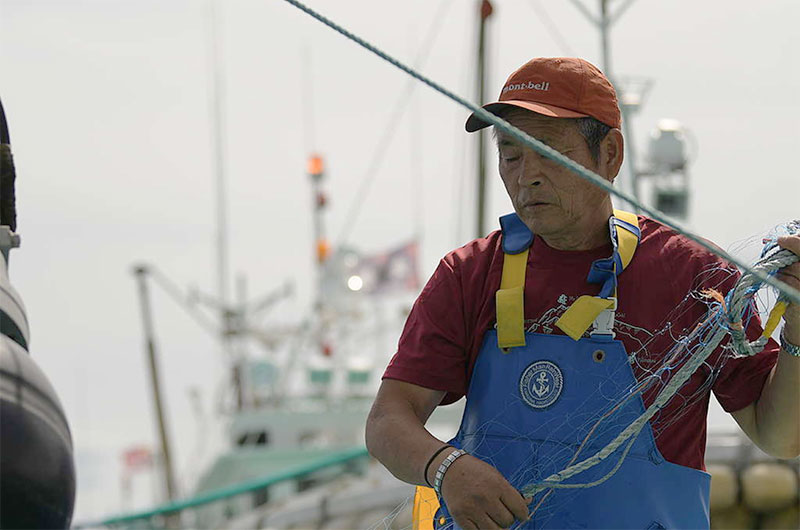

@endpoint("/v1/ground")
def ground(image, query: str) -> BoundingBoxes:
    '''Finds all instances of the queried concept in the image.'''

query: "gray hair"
[573,117,612,164]
[491,115,612,165]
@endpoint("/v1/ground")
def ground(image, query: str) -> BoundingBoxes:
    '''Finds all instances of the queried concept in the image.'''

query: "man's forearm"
[365,382,449,486]
[754,317,800,458]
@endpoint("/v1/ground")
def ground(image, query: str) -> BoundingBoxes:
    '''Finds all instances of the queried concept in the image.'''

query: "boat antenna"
[302,45,317,154]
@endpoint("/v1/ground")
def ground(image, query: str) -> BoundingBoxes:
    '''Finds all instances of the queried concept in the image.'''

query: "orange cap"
[465,57,621,132]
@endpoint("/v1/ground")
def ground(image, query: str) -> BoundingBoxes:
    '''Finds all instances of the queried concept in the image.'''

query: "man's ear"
[603,128,624,181]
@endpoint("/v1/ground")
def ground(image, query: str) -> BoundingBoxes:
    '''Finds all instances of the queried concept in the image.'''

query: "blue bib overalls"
[417,213,710,530]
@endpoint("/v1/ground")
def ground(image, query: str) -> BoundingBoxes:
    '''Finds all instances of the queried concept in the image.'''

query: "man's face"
[496,109,615,240]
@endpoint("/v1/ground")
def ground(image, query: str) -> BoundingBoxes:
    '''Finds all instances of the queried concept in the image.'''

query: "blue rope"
[280,0,800,306]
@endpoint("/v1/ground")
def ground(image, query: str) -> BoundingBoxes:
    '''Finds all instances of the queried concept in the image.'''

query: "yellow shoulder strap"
[613,209,639,270]
[555,211,640,341]
[495,249,529,349]
[556,296,615,341]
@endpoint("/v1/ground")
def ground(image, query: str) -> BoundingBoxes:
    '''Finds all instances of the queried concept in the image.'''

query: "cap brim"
[465,101,590,132]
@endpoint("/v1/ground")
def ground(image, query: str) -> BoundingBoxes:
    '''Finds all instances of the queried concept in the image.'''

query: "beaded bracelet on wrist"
[780,328,800,357]
[433,448,467,497]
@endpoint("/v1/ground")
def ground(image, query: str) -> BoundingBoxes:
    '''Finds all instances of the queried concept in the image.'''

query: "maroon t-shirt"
[383,216,779,470]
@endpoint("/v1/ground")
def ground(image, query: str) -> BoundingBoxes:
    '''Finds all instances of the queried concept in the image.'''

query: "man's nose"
[518,152,546,186]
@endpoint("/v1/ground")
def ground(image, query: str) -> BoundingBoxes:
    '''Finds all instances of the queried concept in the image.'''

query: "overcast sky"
[1,0,798,522]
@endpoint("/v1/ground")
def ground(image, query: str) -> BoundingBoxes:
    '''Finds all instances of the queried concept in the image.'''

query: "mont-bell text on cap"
[466,57,621,132]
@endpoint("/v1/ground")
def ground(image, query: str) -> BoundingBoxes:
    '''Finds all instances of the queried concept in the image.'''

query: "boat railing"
[73,446,369,529]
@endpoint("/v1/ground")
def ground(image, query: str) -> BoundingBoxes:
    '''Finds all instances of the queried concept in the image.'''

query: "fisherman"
[365,57,800,529]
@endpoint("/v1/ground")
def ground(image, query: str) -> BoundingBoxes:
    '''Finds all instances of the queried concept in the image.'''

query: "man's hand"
[436,454,531,530]
[776,235,800,338]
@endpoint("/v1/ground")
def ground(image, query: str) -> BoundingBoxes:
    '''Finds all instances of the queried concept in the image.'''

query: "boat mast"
[207,0,243,409]
[475,0,493,239]
[308,155,330,356]
[133,266,178,504]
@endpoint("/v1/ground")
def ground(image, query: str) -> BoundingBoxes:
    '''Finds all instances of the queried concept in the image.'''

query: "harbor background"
[1,0,798,522]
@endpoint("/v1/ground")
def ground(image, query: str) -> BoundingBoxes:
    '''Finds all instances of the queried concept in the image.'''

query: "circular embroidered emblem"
[519,361,564,409]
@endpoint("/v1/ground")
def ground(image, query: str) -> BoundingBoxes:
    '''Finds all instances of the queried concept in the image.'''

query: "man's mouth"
[522,200,552,208]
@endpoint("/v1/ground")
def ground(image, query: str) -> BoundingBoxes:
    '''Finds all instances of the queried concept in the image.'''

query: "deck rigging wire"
[334,0,455,248]
[280,0,800,306]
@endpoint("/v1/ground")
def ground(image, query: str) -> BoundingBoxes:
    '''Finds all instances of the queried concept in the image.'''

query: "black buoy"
[0,337,76,529]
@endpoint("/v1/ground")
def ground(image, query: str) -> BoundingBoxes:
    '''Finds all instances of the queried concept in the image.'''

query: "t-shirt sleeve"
[713,333,779,413]
[382,258,469,405]
[691,250,779,413]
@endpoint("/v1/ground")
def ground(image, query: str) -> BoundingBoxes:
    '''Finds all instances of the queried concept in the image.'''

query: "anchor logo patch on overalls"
[519,360,563,409]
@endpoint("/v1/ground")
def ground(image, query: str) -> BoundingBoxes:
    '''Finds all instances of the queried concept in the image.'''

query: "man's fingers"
[441,456,531,529]
[501,490,532,524]
[777,270,800,287]
[457,517,480,530]
[457,514,497,530]
[777,235,800,256]
[475,513,504,530]
[486,505,516,529]
[775,237,800,293]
